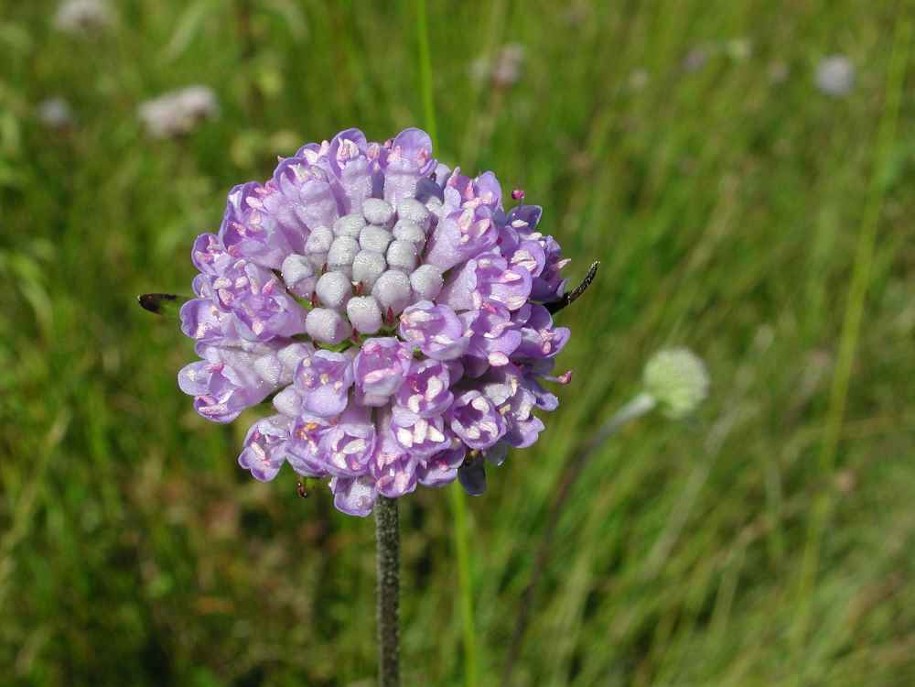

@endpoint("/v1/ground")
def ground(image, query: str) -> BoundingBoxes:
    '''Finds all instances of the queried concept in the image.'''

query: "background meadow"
[2,1,915,685]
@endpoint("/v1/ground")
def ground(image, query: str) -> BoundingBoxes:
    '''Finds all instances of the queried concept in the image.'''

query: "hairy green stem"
[375,496,400,687]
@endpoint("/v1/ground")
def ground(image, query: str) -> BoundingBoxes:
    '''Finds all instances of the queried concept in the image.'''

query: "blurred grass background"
[2,0,915,685]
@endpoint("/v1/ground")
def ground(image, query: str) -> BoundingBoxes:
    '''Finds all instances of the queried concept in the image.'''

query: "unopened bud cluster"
[178,128,572,515]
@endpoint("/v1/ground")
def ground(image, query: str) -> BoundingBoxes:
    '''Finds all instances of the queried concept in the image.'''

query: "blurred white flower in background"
[470,44,526,88]
[54,0,112,35]
[815,55,855,97]
[725,38,753,62]
[138,86,219,139]
[37,97,75,131]
[642,348,710,419]
[627,68,650,92]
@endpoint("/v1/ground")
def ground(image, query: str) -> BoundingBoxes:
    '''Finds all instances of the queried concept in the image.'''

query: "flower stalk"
[375,496,400,687]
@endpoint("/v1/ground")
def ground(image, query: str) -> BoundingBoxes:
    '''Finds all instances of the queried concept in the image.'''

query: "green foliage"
[2,1,915,685]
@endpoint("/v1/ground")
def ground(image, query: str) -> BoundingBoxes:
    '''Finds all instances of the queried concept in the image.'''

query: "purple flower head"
[177,128,574,514]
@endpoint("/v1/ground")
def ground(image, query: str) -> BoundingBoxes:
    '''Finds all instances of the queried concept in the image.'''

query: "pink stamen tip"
[511,188,525,201]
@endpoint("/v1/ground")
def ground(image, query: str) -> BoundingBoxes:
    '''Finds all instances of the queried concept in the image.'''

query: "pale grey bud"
[352,250,387,289]
[305,226,334,250]
[315,271,352,309]
[409,265,444,300]
[305,307,352,344]
[392,220,426,250]
[333,213,366,238]
[280,254,317,297]
[362,198,395,226]
[372,270,412,314]
[386,240,418,273]
[346,296,383,334]
[359,225,394,253]
[396,198,431,229]
[326,236,359,276]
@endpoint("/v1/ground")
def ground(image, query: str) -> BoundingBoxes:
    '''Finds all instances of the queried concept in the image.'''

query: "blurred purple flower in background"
[178,128,573,515]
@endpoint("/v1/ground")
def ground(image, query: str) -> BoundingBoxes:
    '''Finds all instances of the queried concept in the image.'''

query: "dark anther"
[511,188,525,201]
[545,261,600,315]
[296,480,309,498]
[354,281,365,296]
[138,293,182,315]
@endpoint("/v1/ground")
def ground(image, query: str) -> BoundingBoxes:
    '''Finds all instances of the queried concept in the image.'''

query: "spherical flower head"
[177,127,574,515]
[642,347,709,419]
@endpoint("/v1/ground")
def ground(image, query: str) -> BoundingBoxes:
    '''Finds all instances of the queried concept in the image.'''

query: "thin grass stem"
[415,3,478,683]
[502,392,657,685]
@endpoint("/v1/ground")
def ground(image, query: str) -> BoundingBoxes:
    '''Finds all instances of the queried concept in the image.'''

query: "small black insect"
[545,261,600,315]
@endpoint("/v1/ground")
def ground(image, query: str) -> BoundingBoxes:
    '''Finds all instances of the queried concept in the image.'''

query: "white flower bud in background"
[174,86,218,121]
[54,0,112,35]
[491,43,525,88]
[725,38,752,62]
[469,43,525,88]
[138,85,218,139]
[642,348,709,419]
[37,97,75,131]
[815,55,855,97]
